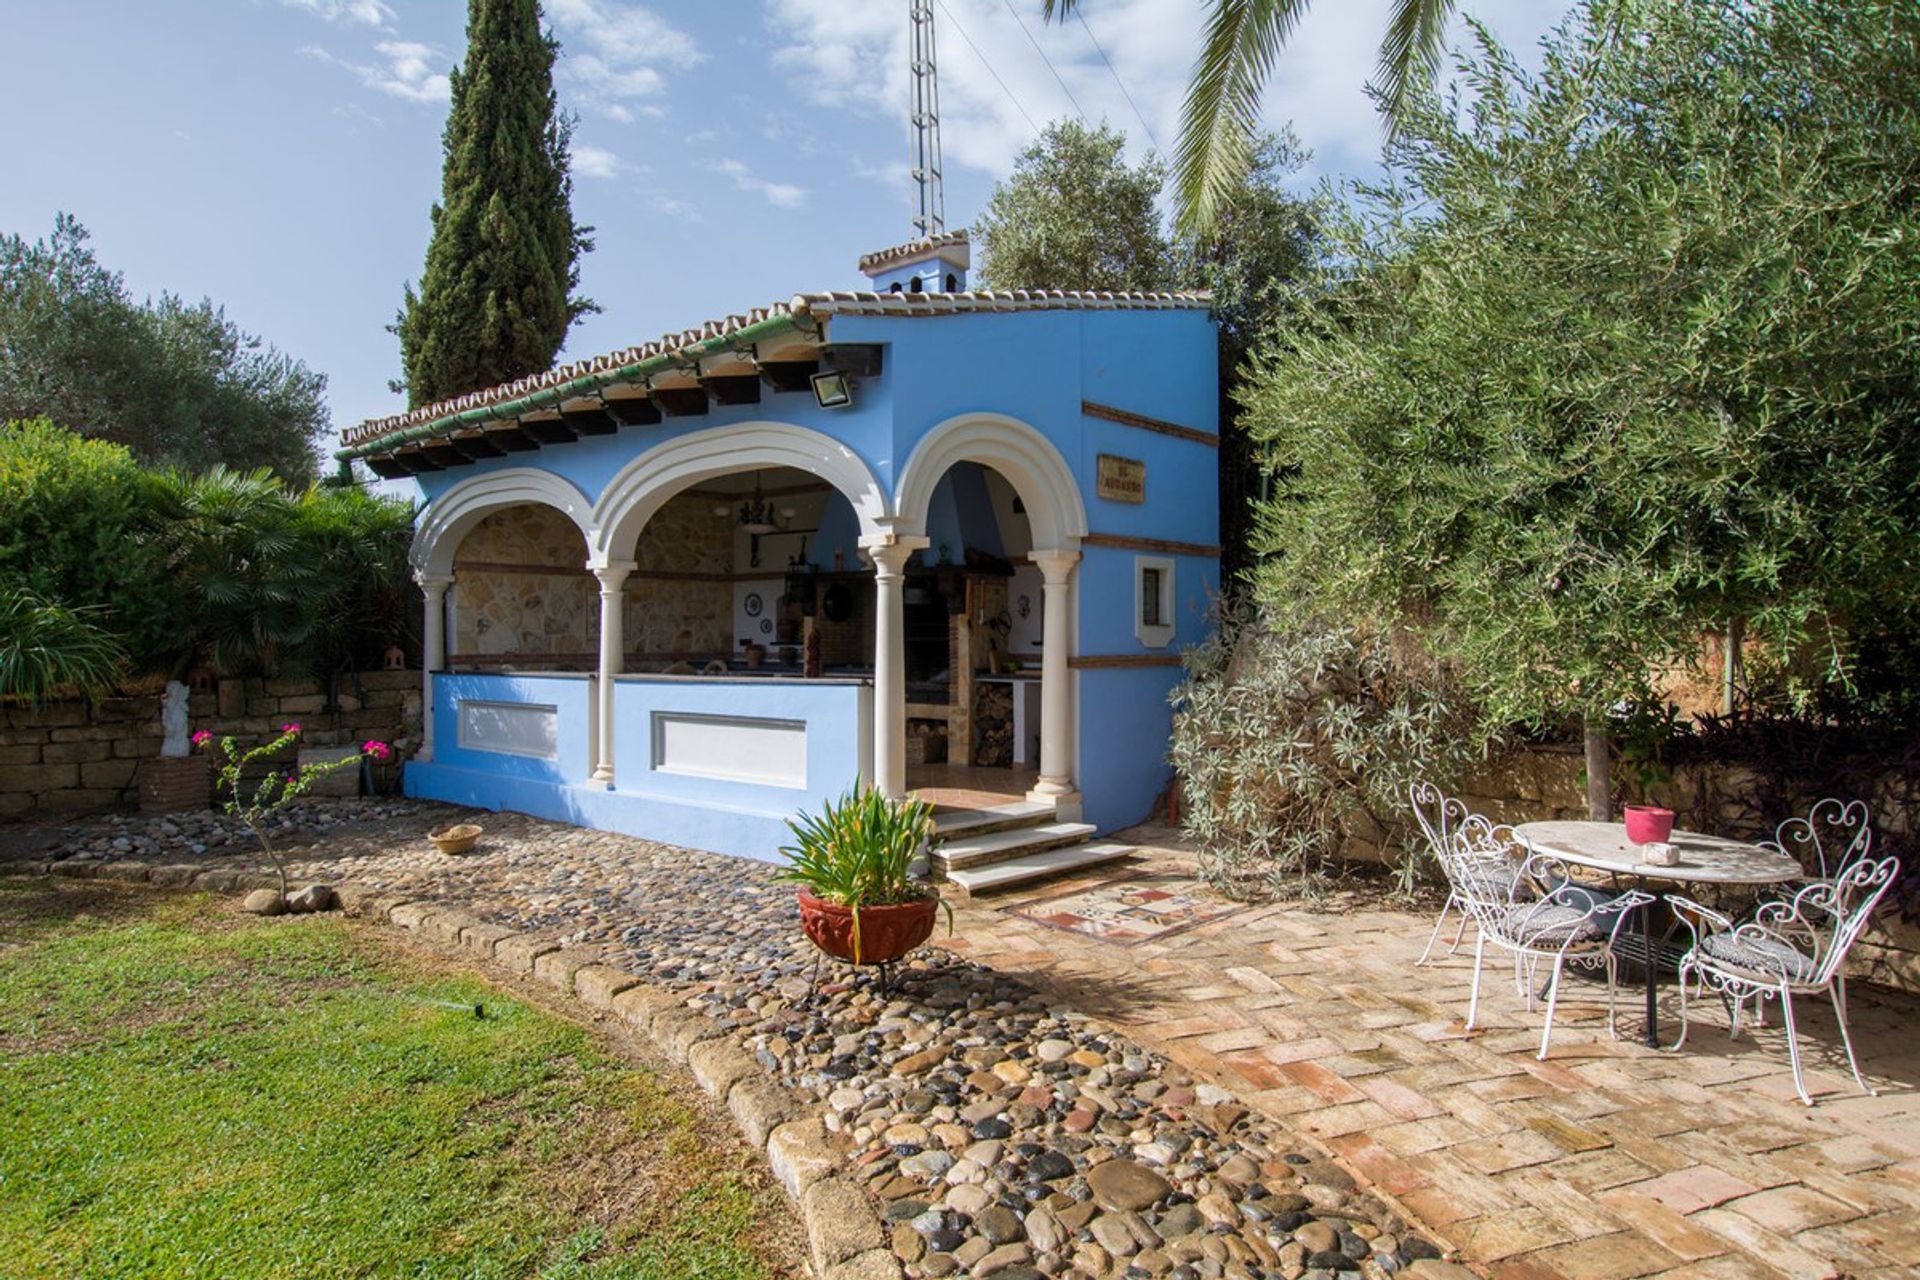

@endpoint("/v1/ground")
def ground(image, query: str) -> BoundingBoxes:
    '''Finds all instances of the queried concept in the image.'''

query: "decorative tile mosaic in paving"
[1005,872,1243,945]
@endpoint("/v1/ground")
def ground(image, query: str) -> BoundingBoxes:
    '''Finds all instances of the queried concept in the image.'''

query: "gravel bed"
[17,798,1445,1279]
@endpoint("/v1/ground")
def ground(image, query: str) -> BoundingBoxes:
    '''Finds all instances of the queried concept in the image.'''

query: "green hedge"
[0,419,415,687]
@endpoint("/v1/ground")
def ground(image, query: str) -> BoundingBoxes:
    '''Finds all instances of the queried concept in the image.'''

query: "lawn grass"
[0,879,798,1280]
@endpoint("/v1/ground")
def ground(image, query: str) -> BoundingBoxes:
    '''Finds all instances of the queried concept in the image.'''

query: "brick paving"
[939,822,1920,1279]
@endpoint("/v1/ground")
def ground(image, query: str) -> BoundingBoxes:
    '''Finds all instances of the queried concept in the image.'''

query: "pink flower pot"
[1623,805,1675,845]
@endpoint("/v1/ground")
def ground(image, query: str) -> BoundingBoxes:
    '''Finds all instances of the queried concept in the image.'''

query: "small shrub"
[0,587,125,704]
[196,724,388,896]
[1169,604,1492,899]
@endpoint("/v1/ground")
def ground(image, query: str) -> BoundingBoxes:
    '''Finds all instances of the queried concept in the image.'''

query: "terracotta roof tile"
[339,287,1211,453]
[856,230,971,274]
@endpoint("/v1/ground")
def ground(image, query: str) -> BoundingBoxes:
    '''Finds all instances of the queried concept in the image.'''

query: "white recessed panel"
[652,713,807,789]
[458,699,559,759]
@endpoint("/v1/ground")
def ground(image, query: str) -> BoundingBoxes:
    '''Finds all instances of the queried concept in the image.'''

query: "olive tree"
[1244,0,1920,812]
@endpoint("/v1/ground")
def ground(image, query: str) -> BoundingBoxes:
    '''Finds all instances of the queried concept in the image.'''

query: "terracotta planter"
[797,889,938,965]
[1623,804,1675,845]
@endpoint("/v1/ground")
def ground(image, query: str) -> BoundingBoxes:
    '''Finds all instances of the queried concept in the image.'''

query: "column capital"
[1029,547,1081,582]
[859,535,930,577]
[414,571,456,592]
[589,558,636,590]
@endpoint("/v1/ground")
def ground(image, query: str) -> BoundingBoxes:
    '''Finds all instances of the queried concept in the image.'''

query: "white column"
[589,560,634,785]
[863,536,927,799]
[1028,548,1081,808]
[416,573,454,762]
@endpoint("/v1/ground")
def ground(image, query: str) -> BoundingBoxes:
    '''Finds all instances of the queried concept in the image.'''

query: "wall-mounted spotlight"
[810,370,854,410]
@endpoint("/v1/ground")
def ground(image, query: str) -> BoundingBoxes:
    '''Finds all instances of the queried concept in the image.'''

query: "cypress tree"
[392,0,594,408]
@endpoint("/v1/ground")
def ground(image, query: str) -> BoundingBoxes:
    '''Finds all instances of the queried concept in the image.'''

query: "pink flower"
[280,722,302,736]
[191,729,213,748]
[363,740,392,761]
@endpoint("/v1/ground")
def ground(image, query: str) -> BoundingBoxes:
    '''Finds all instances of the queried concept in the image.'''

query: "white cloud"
[765,0,1569,186]
[652,195,702,222]
[711,158,807,209]
[547,0,703,118]
[303,40,450,104]
[282,0,393,27]
[572,143,625,179]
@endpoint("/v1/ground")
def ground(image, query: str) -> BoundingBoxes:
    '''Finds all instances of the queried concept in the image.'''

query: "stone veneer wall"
[627,493,731,663]
[0,671,422,821]
[452,504,595,660]
[451,498,732,667]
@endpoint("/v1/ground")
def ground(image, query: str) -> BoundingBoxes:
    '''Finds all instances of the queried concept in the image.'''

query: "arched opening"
[892,415,1087,810]
[448,504,595,670]
[895,461,1044,804]
[603,465,868,675]
[578,423,893,789]
[405,467,601,770]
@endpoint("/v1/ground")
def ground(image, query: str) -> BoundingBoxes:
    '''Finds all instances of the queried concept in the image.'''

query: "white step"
[933,800,1056,838]
[935,821,1097,871]
[944,842,1134,897]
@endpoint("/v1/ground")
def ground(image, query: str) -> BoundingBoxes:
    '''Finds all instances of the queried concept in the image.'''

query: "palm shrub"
[0,587,125,704]
[1169,603,1490,899]
[774,783,946,960]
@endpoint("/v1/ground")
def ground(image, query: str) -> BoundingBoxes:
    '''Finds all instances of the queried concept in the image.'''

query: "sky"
[0,0,1571,446]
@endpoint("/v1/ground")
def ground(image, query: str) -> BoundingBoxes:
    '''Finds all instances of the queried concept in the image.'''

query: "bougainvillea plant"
[193,723,388,897]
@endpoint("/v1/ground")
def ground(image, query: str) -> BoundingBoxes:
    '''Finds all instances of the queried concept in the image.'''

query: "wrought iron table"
[1512,821,1802,1046]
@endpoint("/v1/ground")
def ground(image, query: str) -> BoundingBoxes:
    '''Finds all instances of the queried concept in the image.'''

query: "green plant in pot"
[776,782,949,965]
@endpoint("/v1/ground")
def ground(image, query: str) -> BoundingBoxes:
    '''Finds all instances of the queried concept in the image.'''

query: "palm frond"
[1173,0,1313,237]
[1375,0,1456,129]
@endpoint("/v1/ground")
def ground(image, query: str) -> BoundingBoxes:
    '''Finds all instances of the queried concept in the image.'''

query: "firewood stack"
[973,682,1014,767]
[905,720,947,765]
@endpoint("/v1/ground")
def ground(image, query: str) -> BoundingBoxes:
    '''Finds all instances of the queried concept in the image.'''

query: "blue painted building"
[338,233,1219,872]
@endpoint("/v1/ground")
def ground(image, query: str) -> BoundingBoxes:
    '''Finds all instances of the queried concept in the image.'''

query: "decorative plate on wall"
[744,592,763,617]
[759,618,773,635]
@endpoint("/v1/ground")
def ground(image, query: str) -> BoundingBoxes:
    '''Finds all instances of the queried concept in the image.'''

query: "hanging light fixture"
[737,474,781,535]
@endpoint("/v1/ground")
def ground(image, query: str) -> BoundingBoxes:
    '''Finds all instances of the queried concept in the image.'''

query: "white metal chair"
[1667,855,1898,1105]
[1409,781,1524,965]
[1458,831,1654,1059]
[1761,797,1873,883]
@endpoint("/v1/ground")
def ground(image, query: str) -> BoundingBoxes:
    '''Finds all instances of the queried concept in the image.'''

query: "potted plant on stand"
[777,783,948,972]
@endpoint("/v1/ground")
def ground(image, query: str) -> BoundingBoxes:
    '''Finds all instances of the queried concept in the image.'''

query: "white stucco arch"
[893,412,1087,551]
[411,466,597,578]
[590,421,891,563]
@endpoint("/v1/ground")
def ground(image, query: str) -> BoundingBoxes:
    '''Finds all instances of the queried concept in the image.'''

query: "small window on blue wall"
[946,273,958,290]
[1135,556,1175,648]
[910,277,923,293]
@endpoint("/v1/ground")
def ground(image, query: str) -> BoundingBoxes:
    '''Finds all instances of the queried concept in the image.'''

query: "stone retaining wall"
[0,670,421,820]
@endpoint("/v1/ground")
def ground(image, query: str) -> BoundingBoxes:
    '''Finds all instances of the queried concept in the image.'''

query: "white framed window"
[1135,556,1175,648]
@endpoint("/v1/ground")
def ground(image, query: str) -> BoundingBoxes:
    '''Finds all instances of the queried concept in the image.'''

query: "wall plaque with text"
[1096,453,1146,503]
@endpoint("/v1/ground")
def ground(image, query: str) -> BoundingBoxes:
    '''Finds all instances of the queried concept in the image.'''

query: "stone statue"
[160,680,190,757]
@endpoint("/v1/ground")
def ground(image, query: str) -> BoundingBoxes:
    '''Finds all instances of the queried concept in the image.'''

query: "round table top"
[1513,820,1803,885]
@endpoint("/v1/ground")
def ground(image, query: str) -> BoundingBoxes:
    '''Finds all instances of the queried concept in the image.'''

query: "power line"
[999,0,1088,124]
[1074,10,1159,149]
[935,0,1038,133]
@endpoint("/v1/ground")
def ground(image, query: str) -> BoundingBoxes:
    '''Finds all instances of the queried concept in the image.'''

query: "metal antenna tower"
[908,0,946,237]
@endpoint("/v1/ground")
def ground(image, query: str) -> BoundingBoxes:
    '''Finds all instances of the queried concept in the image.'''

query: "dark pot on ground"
[797,888,938,965]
